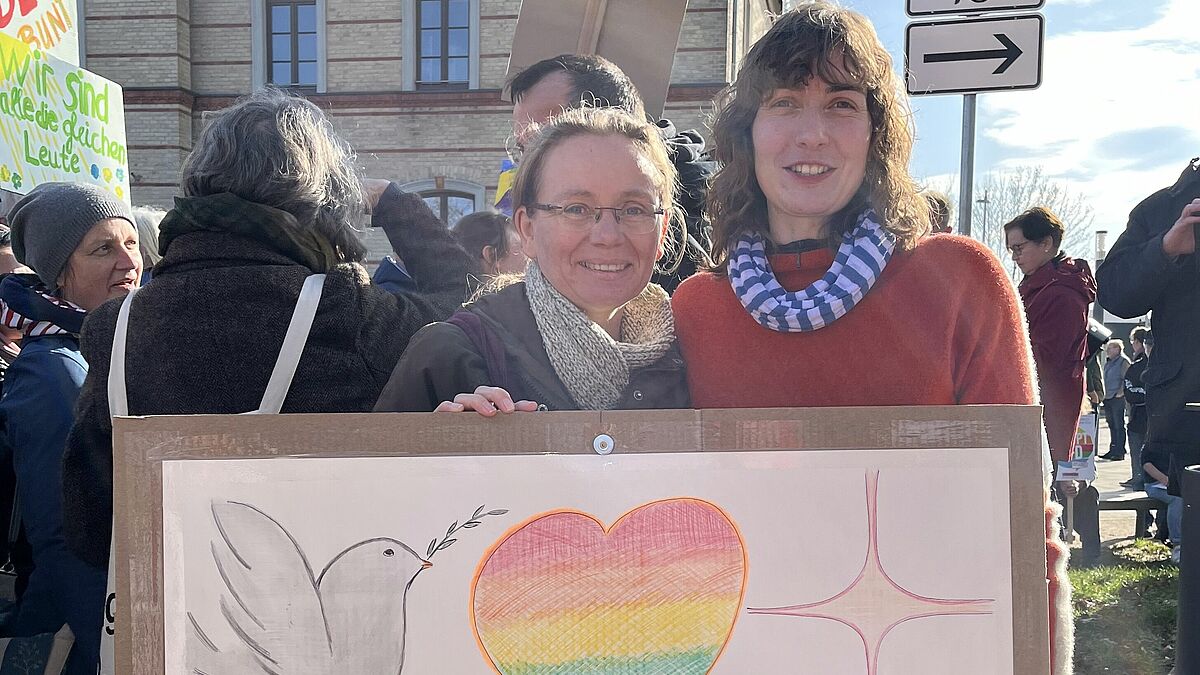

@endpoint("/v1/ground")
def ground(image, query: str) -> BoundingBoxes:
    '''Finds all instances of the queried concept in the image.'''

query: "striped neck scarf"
[728,210,895,332]
[0,274,88,337]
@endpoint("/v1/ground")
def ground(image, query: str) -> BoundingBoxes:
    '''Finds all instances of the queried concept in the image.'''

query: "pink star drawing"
[748,470,995,675]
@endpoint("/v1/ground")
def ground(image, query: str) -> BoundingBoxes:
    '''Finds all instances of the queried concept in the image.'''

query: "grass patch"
[1070,539,1178,674]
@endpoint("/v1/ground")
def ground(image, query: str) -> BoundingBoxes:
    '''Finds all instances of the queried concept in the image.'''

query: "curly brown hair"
[707,2,929,268]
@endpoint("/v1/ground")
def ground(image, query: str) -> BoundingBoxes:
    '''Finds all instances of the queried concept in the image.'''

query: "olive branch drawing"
[427,504,509,559]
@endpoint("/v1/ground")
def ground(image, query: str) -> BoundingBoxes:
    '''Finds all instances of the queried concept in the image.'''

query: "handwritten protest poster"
[0,0,78,65]
[0,31,129,204]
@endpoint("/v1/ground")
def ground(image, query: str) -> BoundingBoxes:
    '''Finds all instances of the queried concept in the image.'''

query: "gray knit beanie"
[8,182,134,288]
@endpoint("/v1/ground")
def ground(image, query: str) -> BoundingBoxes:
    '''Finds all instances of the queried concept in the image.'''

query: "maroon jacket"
[1019,254,1098,464]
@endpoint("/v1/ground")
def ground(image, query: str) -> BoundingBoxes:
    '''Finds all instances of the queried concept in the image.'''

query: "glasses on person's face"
[529,202,664,234]
[1007,240,1032,258]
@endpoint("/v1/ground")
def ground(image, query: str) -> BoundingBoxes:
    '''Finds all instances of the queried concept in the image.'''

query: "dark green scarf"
[158,193,341,272]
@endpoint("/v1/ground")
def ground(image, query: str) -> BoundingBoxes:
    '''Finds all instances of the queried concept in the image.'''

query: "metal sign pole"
[958,93,976,238]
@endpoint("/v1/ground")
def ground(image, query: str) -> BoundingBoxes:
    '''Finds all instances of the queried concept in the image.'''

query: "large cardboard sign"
[114,407,1050,674]
[0,32,129,204]
[0,0,78,65]
[505,0,689,118]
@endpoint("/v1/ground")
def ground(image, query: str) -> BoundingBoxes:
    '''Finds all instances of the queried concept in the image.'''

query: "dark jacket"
[1096,160,1200,458]
[651,119,715,295]
[0,278,105,673]
[1124,352,1149,434]
[61,185,472,568]
[371,255,417,293]
[1019,254,1098,463]
[374,282,690,412]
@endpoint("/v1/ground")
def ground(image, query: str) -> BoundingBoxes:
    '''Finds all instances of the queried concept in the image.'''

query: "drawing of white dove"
[187,501,431,675]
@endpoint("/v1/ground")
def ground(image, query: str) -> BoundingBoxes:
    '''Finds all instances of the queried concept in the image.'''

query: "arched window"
[402,179,485,227]
[423,190,476,226]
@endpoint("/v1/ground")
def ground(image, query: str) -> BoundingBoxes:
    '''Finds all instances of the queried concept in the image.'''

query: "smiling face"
[514,133,667,331]
[750,59,872,243]
[58,217,142,311]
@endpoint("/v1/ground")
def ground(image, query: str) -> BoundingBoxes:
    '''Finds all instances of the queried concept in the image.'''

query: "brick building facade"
[80,0,777,262]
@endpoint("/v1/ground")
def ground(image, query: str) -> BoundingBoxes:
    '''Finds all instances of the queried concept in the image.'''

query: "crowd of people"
[0,2,1194,674]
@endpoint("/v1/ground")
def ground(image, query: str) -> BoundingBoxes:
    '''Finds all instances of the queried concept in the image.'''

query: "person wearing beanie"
[0,181,141,675]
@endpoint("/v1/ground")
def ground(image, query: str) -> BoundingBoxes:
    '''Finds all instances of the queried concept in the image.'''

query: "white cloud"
[979,0,1200,236]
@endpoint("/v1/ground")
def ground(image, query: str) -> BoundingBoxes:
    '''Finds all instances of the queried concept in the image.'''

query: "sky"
[784,0,1200,246]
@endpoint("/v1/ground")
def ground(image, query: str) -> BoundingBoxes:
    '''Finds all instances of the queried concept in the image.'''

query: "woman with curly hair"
[671,3,1071,672]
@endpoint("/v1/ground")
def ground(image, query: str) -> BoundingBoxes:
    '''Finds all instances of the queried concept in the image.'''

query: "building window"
[416,0,470,89]
[403,179,486,226]
[267,0,318,88]
[422,190,476,226]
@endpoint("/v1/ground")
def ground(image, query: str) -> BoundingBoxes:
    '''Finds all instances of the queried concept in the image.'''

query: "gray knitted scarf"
[524,261,674,410]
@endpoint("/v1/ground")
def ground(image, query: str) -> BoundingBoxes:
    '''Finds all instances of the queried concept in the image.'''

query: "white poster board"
[114,408,1050,674]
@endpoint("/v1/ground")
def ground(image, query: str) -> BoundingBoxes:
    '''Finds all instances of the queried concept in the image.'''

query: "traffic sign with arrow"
[907,0,1044,17]
[906,14,1043,96]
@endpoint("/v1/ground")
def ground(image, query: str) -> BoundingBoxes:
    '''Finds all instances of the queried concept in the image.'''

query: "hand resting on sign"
[434,385,540,416]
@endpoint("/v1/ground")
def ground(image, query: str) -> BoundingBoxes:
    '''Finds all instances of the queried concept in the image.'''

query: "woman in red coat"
[1005,207,1097,470]
[671,3,1072,672]
[1005,207,1098,562]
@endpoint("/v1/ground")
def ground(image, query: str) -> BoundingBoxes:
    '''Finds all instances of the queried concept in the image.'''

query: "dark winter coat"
[1124,352,1149,435]
[1096,160,1200,470]
[651,119,715,294]
[61,184,472,569]
[374,282,690,412]
[1019,254,1098,463]
[0,275,106,674]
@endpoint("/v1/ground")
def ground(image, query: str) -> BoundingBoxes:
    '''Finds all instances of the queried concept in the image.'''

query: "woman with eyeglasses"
[670,4,1072,673]
[1003,207,1097,517]
[374,106,688,413]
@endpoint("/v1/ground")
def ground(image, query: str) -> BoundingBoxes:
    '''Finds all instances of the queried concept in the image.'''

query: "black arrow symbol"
[924,33,1023,75]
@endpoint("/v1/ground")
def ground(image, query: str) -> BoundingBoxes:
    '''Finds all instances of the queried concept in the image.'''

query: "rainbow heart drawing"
[471,498,747,674]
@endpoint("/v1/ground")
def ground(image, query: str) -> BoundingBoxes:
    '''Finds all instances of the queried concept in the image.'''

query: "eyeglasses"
[529,202,665,233]
[1007,241,1032,257]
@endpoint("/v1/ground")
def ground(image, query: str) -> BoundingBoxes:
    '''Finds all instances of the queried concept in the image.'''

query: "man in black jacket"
[505,54,714,293]
[1096,158,1200,495]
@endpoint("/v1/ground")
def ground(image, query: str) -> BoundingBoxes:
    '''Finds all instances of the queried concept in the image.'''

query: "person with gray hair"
[130,205,166,281]
[60,88,472,572]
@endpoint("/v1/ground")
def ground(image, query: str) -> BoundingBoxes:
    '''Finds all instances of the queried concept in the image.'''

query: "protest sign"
[0,0,78,65]
[0,31,129,205]
[1057,409,1099,482]
[505,0,689,118]
[113,406,1050,674]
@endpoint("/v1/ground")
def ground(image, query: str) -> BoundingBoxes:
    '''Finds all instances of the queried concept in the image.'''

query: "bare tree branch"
[919,166,1096,281]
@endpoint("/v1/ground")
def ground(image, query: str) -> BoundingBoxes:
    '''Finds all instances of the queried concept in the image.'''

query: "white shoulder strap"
[252,274,326,414]
[107,287,139,418]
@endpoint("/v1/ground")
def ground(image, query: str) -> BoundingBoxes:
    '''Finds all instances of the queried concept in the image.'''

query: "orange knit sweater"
[673,233,1072,674]
[673,234,1036,407]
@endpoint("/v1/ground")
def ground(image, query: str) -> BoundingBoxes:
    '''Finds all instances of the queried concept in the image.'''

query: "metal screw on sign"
[593,434,614,455]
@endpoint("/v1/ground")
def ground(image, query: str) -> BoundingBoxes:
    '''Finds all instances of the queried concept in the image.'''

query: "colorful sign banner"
[1057,409,1098,482]
[0,32,130,205]
[0,0,78,65]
